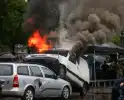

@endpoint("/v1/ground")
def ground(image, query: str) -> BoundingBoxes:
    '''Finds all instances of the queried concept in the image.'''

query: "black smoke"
[58,0,124,56]
[23,0,60,34]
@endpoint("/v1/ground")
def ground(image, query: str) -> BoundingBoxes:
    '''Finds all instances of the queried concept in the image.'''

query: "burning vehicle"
[24,48,90,96]
[23,0,124,96]
[23,23,89,96]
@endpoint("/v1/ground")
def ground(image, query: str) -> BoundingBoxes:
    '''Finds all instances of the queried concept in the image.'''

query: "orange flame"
[28,30,52,53]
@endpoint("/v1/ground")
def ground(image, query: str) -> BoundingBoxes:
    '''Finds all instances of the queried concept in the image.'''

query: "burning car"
[24,48,90,96]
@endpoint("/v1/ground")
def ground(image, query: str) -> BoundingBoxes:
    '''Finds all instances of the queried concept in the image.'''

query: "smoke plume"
[23,0,124,56]
[58,0,124,55]
[23,0,60,34]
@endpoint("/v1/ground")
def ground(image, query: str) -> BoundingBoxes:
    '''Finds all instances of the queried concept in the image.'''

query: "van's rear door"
[0,64,14,90]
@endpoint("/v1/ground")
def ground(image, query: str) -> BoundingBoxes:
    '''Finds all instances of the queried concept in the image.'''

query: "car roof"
[44,48,69,54]
[25,49,69,59]
[0,62,46,68]
[44,48,69,51]
[25,55,59,60]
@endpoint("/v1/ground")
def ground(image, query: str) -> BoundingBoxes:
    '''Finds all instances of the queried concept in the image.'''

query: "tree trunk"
[11,44,15,55]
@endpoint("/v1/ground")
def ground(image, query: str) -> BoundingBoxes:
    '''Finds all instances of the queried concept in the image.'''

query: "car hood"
[57,78,70,84]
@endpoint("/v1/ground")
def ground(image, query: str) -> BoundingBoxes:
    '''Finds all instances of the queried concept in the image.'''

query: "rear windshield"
[0,64,13,76]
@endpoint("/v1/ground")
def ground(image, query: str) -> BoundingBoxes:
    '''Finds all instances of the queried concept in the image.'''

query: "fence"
[90,79,115,88]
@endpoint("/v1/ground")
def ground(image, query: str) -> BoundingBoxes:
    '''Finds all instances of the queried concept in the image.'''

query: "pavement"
[70,93,111,100]
[0,88,112,100]
[0,93,111,100]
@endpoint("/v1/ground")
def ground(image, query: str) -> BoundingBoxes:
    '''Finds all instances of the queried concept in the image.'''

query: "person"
[101,61,109,79]
[101,61,109,72]
[116,60,124,78]
[111,78,123,100]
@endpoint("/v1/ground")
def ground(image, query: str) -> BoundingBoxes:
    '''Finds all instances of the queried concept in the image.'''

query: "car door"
[29,65,44,96]
[0,64,14,91]
[40,67,62,97]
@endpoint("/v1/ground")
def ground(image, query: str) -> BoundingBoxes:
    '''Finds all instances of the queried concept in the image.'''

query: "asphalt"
[69,93,111,100]
[0,93,111,100]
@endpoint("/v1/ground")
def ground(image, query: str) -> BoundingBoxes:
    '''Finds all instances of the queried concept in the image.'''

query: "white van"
[24,48,90,96]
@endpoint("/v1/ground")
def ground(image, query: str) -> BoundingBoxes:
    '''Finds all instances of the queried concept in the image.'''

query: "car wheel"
[60,65,66,79]
[80,83,89,97]
[22,87,34,100]
[61,86,70,100]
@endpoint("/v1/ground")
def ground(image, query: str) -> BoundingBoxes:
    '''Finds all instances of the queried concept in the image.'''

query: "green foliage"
[0,0,7,17]
[1,0,27,47]
[111,35,120,45]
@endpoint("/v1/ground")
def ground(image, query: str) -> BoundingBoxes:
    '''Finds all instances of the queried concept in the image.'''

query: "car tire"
[60,65,66,79]
[80,83,89,97]
[22,87,34,100]
[61,86,70,100]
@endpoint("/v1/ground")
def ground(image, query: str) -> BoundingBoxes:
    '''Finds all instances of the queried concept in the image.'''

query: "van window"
[29,66,43,77]
[69,54,76,64]
[41,67,56,79]
[0,64,13,76]
[17,66,29,75]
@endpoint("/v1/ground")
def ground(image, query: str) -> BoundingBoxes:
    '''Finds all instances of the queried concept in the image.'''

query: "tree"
[2,0,27,53]
[111,35,120,45]
[0,0,7,17]
[0,0,7,44]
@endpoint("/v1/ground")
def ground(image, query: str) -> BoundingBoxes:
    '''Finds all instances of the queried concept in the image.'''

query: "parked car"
[24,48,90,96]
[0,53,16,62]
[0,63,72,100]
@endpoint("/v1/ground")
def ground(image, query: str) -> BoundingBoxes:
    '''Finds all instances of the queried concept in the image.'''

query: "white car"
[25,48,90,96]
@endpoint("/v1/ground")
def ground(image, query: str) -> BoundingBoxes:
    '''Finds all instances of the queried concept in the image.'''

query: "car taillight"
[13,75,19,88]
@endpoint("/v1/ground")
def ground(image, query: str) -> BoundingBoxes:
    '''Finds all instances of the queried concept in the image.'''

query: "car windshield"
[0,64,13,76]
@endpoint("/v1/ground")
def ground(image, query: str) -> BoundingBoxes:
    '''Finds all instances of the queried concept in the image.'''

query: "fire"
[28,30,52,53]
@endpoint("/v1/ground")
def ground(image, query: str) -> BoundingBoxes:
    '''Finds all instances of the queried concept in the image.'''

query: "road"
[0,93,111,100]
[69,93,111,100]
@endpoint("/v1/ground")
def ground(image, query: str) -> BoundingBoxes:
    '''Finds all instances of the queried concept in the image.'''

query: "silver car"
[0,63,72,100]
